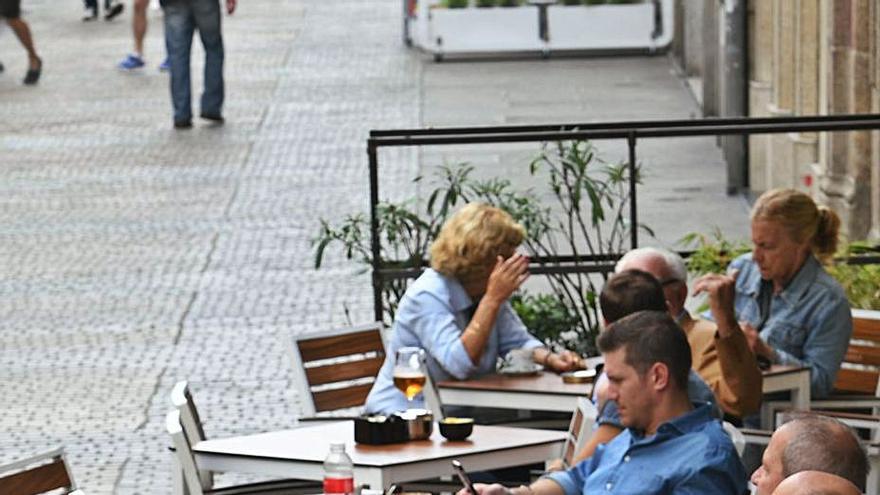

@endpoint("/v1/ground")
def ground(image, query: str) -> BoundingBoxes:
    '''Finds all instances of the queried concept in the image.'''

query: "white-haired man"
[615,247,763,420]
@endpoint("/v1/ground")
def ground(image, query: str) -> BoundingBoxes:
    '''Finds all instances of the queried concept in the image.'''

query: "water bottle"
[323,442,354,495]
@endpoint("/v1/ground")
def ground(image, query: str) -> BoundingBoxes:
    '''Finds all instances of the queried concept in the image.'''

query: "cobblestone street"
[0,1,749,493]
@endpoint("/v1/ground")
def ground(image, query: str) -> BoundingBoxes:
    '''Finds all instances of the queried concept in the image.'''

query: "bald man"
[752,414,868,494]
[615,247,762,419]
[771,471,861,495]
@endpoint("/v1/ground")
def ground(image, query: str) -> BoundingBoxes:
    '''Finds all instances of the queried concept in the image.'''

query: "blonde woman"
[700,189,852,399]
[365,203,581,414]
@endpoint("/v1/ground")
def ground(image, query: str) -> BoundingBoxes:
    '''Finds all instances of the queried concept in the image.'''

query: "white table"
[191,421,565,490]
[438,371,593,413]
[760,365,811,427]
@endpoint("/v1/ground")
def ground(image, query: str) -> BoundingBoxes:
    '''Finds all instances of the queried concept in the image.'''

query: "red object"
[323,477,354,494]
[804,174,813,187]
[407,0,417,16]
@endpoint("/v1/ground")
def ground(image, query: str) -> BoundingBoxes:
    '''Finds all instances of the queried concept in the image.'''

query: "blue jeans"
[163,0,224,123]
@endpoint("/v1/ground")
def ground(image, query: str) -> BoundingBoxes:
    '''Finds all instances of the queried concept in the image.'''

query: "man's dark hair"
[597,310,691,391]
[781,414,869,491]
[599,269,667,324]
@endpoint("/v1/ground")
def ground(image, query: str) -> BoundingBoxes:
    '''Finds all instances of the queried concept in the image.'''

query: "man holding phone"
[461,311,746,495]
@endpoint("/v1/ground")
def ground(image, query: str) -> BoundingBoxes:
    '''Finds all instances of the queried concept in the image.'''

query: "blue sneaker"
[158,58,170,72]
[118,54,145,70]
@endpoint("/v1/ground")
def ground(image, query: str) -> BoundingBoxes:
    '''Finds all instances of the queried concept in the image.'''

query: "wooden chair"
[720,421,746,457]
[764,310,880,419]
[0,447,81,495]
[287,322,386,417]
[168,382,321,495]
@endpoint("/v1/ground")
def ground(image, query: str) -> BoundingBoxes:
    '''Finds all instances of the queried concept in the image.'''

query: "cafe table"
[191,421,565,490]
[438,371,592,413]
[439,366,811,423]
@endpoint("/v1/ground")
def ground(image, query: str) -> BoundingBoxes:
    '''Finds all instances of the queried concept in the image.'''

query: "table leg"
[171,452,190,495]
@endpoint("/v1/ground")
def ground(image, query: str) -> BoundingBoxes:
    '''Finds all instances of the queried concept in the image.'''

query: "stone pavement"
[0,1,749,493]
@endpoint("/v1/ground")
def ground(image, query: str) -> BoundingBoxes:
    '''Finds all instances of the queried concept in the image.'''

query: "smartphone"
[452,459,477,495]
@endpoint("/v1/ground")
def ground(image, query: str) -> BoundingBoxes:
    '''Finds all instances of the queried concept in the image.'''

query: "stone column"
[766,0,797,189]
[789,0,820,192]
[872,0,880,240]
[816,0,874,239]
[748,0,773,192]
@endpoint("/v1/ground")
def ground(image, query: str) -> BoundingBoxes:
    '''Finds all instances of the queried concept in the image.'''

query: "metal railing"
[367,114,880,321]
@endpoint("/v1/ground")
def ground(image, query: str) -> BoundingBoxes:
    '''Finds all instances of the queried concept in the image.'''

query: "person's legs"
[163,0,195,125]
[132,0,149,55]
[83,0,98,19]
[191,0,224,119]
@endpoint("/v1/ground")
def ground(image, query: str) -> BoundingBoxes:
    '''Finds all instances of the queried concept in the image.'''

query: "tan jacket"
[681,313,763,418]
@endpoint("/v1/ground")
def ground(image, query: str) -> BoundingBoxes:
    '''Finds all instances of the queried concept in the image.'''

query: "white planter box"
[408,0,674,58]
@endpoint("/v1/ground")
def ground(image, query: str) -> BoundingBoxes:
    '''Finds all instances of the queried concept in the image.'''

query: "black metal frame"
[367,114,880,321]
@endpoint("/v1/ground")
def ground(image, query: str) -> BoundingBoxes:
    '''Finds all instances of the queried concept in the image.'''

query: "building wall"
[675,0,879,241]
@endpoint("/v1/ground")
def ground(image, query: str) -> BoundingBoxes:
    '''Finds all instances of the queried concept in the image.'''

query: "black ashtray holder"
[354,415,408,445]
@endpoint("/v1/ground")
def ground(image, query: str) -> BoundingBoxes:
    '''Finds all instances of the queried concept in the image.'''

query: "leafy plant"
[498,0,521,6]
[679,228,750,277]
[314,140,644,356]
[511,292,592,356]
[444,0,469,7]
[476,0,496,7]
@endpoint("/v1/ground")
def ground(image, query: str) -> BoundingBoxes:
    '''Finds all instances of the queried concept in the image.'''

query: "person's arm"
[772,296,852,398]
[461,479,565,495]
[461,254,529,364]
[532,347,583,373]
[692,271,763,417]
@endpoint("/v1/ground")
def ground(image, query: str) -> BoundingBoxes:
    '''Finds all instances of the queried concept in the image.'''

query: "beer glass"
[393,347,426,405]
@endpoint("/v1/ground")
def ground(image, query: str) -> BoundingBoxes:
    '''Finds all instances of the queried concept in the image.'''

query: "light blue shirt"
[727,253,852,398]
[364,269,543,414]
[595,370,720,427]
[547,404,746,495]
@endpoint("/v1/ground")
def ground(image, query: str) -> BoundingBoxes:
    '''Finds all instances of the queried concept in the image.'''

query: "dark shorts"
[0,0,21,19]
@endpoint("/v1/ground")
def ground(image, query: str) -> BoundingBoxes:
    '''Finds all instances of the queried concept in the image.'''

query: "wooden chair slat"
[298,331,385,362]
[853,317,880,343]
[835,368,879,395]
[845,345,880,367]
[313,384,374,412]
[306,357,385,386]
[0,458,71,495]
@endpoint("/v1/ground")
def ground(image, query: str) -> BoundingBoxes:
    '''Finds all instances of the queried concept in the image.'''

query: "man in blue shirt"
[466,311,747,495]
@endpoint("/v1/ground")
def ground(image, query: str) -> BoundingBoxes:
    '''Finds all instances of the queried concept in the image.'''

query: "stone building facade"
[673,0,880,241]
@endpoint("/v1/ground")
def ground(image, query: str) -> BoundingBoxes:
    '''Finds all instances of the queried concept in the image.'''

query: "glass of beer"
[393,347,426,404]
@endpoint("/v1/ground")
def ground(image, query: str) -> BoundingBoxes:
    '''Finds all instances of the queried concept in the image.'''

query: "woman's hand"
[546,350,582,372]
[484,253,529,305]
[742,321,776,360]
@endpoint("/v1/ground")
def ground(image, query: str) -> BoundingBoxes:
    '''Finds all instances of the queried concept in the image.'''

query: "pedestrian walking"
[83,0,124,21]
[161,0,235,129]
[117,0,169,71]
[1,0,42,85]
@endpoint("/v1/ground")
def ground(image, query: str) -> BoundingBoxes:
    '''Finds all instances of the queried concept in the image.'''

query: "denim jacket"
[728,253,852,398]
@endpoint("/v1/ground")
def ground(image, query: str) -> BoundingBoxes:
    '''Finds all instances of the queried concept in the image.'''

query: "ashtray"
[354,415,408,445]
[561,369,597,384]
[439,417,474,441]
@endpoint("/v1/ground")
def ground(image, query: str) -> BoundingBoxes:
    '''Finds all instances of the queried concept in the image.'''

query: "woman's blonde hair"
[430,203,526,281]
[751,188,841,263]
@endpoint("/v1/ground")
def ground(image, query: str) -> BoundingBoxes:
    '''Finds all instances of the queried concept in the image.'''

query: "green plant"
[498,0,521,6]
[827,241,880,310]
[315,141,644,355]
[476,0,496,7]
[679,228,750,277]
[511,292,593,356]
[444,0,469,8]
[561,0,582,5]
[583,0,606,4]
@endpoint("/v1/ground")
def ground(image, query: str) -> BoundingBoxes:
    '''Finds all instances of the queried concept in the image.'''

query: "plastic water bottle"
[323,442,354,495]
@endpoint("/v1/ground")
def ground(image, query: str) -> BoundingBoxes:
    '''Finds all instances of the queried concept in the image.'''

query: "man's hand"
[456,483,510,495]
[226,0,236,14]
[484,253,529,305]
[692,270,739,336]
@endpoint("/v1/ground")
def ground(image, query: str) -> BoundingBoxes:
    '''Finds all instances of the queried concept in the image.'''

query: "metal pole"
[722,0,748,194]
[628,132,638,249]
[368,141,383,323]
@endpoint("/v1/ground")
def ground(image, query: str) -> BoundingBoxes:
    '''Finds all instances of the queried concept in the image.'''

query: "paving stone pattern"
[0,1,748,493]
